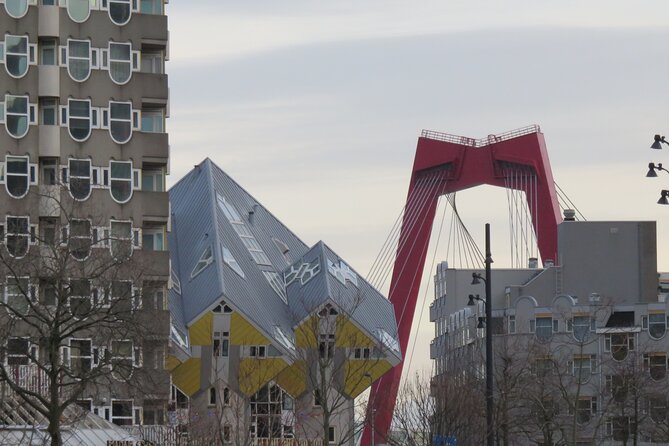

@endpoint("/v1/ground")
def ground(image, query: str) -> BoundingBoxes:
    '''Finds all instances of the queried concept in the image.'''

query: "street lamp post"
[469,223,494,446]
[646,136,669,204]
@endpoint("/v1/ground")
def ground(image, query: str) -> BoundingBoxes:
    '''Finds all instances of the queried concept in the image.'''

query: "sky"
[165,1,669,376]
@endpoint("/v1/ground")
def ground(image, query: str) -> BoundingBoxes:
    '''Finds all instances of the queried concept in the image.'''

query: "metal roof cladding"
[168,158,401,361]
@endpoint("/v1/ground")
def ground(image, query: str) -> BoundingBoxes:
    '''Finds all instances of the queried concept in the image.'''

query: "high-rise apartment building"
[0,0,171,436]
[430,219,669,444]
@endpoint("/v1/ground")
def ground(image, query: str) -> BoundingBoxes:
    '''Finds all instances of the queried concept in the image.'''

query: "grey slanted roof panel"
[168,162,224,324]
[284,242,332,323]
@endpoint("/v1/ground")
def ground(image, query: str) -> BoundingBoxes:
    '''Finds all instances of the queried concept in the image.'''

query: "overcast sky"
[166,1,669,375]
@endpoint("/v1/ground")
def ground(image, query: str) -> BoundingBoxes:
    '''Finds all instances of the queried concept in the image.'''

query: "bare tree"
[0,189,169,445]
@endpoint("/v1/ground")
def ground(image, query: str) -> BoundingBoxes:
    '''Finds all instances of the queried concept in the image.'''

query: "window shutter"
[59,46,66,66]
[101,109,109,128]
[132,51,140,71]
[132,110,140,129]
[102,168,109,186]
[91,48,99,69]
[59,106,67,125]
[91,108,99,128]
[133,169,141,189]
[29,44,37,64]
[29,164,37,184]
[29,104,37,124]
[100,49,109,69]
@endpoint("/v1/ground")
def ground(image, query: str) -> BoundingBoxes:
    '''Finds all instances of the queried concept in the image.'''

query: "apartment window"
[141,49,163,73]
[70,338,92,375]
[102,101,134,143]
[648,313,667,339]
[6,216,30,258]
[644,353,668,381]
[249,345,266,358]
[6,337,31,365]
[104,0,133,26]
[111,400,134,426]
[213,331,229,357]
[571,355,595,384]
[140,0,161,15]
[40,279,56,306]
[191,246,213,279]
[105,42,137,84]
[508,315,516,334]
[39,218,57,248]
[64,99,94,142]
[208,387,216,406]
[142,168,164,191]
[532,317,555,341]
[5,95,35,139]
[66,39,92,82]
[313,389,322,407]
[143,401,164,425]
[109,160,133,203]
[110,221,133,259]
[42,0,57,5]
[69,279,91,318]
[568,315,595,342]
[354,347,371,359]
[605,375,628,403]
[111,280,135,312]
[605,333,634,361]
[318,334,335,360]
[67,159,92,200]
[141,107,164,133]
[6,156,31,198]
[5,35,34,78]
[40,158,58,185]
[142,227,164,251]
[39,39,57,65]
[5,0,29,18]
[223,424,231,443]
[328,426,336,444]
[40,98,58,125]
[110,340,134,380]
[68,219,92,261]
[572,397,597,425]
[5,277,34,316]
[532,356,554,377]
[223,387,230,405]
[608,416,635,441]
[67,0,92,23]
[650,397,668,423]
[221,245,245,278]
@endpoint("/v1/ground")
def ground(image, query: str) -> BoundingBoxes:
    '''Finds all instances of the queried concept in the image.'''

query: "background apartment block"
[431,219,669,445]
[0,0,171,433]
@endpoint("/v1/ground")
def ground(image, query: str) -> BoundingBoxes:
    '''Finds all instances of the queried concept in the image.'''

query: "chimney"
[528,257,538,269]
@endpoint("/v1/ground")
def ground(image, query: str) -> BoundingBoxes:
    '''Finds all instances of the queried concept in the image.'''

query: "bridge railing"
[421,124,541,147]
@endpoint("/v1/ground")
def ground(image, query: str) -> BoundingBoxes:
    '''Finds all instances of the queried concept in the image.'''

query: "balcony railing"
[2,364,50,398]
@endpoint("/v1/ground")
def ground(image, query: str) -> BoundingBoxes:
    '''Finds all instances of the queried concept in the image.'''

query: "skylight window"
[376,329,400,353]
[191,246,214,279]
[170,266,181,295]
[217,192,272,266]
[216,192,242,223]
[221,244,245,279]
[263,271,287,304]
[274,326,295,351]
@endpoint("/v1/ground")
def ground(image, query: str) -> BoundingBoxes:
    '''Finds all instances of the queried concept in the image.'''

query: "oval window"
[67,40,92,82]
[5,156,30,199]
[69,219,92,261]
[108,0,131,25]
[5,0,29,18]
[67,0,91,23]
[6,217,30,258]
[109,102,132,143]
[110,160,133,203]
[67,99,92,142]
[108,43,132,84]
[5,95,30,139]
[5,35,29,78]
[68,159,92,201]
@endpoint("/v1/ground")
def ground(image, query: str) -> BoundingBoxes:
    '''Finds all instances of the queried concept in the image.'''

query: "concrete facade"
[431,220,669,445]
[0,0,171,435]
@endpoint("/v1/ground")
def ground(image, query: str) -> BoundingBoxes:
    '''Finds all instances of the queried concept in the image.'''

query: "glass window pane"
[6,96,28,114]
[110,102,131,120]
[110,43,130,60]
[111,162,132,179]
[69,100,90,118]
[67,0,91,22]
[5,0,29,18]
[109,1,131,25]
[7,157,28,174]
[5,36,27,54]
[69,41,89,58]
